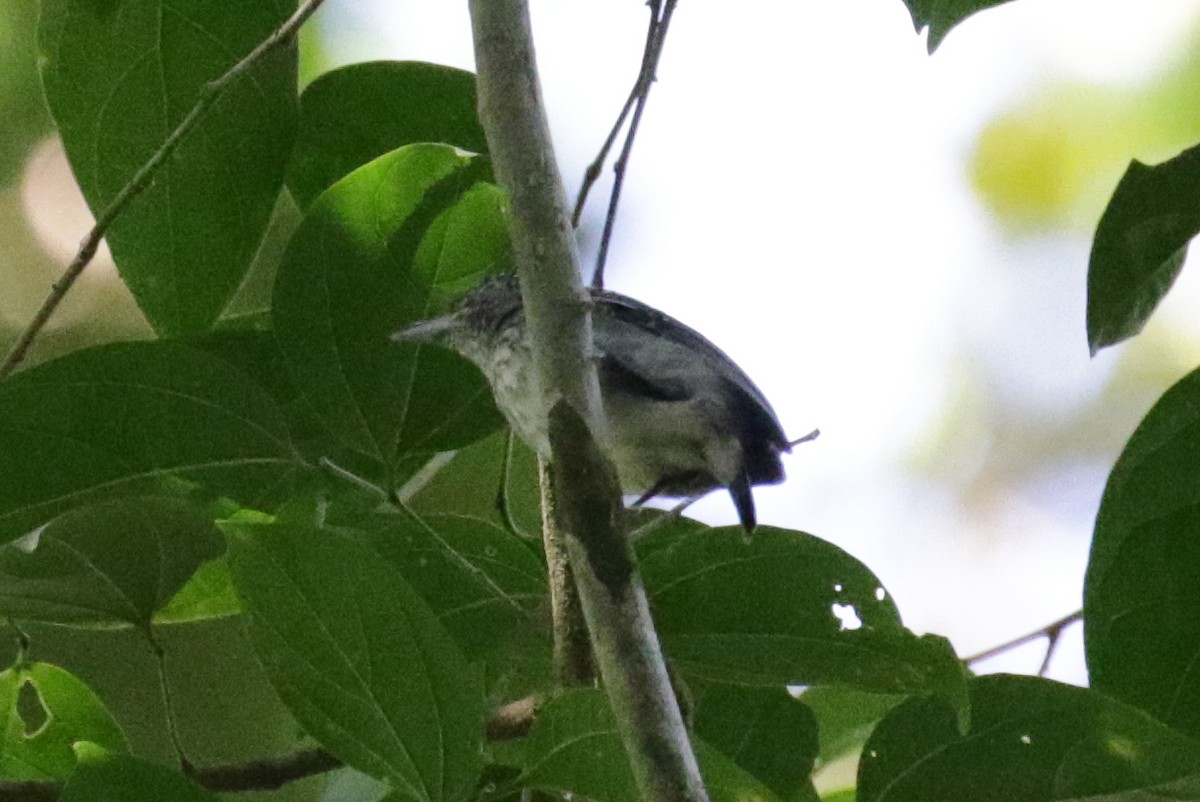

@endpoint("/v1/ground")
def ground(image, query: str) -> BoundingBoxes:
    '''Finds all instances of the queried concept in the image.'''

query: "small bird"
[392,274,804,531]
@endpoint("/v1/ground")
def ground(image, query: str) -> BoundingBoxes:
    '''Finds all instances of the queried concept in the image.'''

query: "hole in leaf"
[17,680,50,739]
[831,603,863,631]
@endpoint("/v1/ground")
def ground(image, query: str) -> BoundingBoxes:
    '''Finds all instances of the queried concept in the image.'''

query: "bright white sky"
[318,0,1200,685]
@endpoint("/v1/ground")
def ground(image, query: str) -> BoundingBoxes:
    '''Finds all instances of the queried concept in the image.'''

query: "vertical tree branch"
[468,3,708,801]
[538,457,595,686]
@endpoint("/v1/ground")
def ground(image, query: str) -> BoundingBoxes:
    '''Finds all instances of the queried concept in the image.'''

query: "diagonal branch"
[0,0,328,380]
[571,2,664,227]
[575,0,678,290]
[963,610,1083,675]
[0,697,545,800]
[0,748,342,802]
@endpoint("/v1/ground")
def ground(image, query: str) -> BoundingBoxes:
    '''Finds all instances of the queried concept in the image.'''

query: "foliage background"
[4,0,1200,798]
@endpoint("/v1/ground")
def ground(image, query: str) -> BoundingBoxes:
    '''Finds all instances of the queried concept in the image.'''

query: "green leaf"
[60,745,218,802]
[857,675,1200,802]
[0,2,51,185]
[0,663,127,780]
[821,791,857,802]
[273,143,510,472]
[0,497,221,629]
[189,328,391,488]
[521,689,784,802]
[38,0,297,335]
[360,510,550,703]
[153,555,241,624]
[800,686,904,768]
[521,690,639,802]
[361,512,546,660]
[0,341,302,543]
[227,519,484,802]
[410,432,543,539]
[640,525,968,714]
[1086,365,1200,739]
[1086,145,1200,354]
[701,745,792,802]
[899,0,1015,53]
[289,61,487,209]
[692,683,819,801]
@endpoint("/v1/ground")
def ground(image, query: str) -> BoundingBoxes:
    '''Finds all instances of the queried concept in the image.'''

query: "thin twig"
[0,749,342,801]
[591,0,678,290]
[571,4,663,228]
[0,697,544,800]
[194,748,342,792]
[0,0,327,379]
[963,610,1083,672]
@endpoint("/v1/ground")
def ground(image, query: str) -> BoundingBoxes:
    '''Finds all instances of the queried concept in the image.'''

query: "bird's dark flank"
[392,275,795,532]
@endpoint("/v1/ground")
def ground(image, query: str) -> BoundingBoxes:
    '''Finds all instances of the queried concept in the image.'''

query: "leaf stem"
[146,632,194,775]
[0,0,328,379]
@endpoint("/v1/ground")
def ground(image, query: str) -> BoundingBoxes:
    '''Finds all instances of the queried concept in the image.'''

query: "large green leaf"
[59,744,218,802]
[857,675,1200,802]
[410,431,543,539]
[521,689,784,802]
[1086,146,1200,354]
[640,525,967,712]
[38,0,297,335]
[1086,365,1200,739]
[692,683,820,801]
[0,1,50,184]
[899,0,1015,53]
[800,685,904,768]
[361,512,546,659]
[288,61,487,209]
[0,663,127,780]
[0,342,302,543]
[227,519,484,802]
[360,510,550,704]
[190,328,392,489]
[0,497,221,630]
[273,143,509,473]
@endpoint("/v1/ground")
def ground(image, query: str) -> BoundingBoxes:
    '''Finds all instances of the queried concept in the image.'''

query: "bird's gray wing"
[592,289,789,451]
[597,348,693,402]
